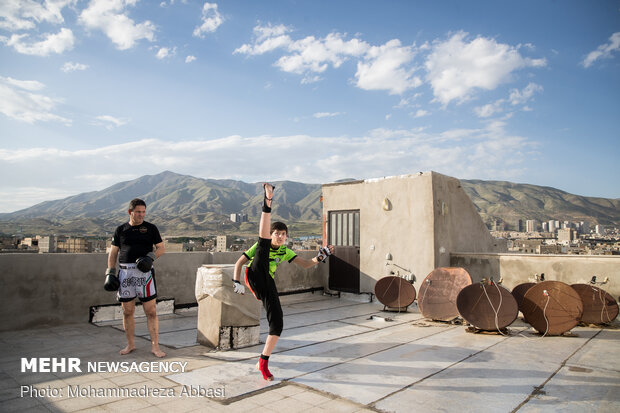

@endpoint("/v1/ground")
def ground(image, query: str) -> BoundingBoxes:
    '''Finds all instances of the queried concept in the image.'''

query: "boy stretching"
[233,183,334,381]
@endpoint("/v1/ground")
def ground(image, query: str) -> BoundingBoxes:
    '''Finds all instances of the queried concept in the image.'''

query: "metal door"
[327,210,360,293]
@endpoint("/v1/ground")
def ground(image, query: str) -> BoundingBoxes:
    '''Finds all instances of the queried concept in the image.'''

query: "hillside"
[0,171,322,236]
[0,171,617,236]
[461,180,620,229]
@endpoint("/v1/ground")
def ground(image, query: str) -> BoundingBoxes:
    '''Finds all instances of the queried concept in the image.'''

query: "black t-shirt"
[111,221,163,264]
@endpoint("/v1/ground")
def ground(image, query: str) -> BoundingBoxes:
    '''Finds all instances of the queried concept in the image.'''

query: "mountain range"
[0,171,618,237]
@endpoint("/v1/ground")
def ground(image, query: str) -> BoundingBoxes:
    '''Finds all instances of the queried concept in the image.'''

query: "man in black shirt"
[107,198,166,357]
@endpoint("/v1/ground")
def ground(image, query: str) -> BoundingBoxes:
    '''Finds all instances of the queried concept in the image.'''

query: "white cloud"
[413,109,429,118]
[393,94,423,110]
[156,47,169,59]
[0,76,71,125]
[425,31,546,105]
[236,24,422,94]
[0,122,536,212]
[235,24,369,80]
[61,62,89,73]
[278,33,369,74]
[474,83,542,118]
[193,2,223,38]
[254,23,290,42]
[2,77,45,91]
[301,74,322,84]
[0,0,75,31]
[355,39,421,95]
[313,112,343,118]
[79,0,156,50]
[236,25,547,100]
[155,46,176,59]
[474,100,504,118]
[582,32,620,68]
[396,98,410,108]
[508,82,543,105]
[185,55,196,63]
[234,24,292,55]
[93,115,129,129]
[3,28,75,56]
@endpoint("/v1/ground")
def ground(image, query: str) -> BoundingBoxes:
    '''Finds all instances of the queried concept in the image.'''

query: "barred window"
[329,211,360,247]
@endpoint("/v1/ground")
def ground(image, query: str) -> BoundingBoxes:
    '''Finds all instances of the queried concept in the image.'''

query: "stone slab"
[166,321,455,401]
[374,327,601,412]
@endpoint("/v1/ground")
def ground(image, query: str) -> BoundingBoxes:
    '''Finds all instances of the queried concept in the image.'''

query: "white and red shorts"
[117,263,157,302]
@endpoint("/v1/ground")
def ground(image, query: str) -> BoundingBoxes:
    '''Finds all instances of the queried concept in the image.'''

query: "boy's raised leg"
[259,183,274,239]
[258,182,277,380]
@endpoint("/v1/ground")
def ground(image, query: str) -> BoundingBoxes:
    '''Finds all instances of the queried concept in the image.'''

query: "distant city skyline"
[1,1,619,213]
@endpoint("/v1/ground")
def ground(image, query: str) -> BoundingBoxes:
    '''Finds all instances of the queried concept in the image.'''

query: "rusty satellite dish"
[570,284,619,325]
[418,267,472,321]
[374,276,416,310]
[457,282,518,331]
[521,281,583,336]
[511,282,536,321]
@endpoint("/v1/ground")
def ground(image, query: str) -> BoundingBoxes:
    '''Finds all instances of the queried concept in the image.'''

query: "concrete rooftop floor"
[1,292,619,413]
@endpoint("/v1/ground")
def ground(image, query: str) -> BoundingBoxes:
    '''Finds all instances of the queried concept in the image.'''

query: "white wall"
[322,172,504,293]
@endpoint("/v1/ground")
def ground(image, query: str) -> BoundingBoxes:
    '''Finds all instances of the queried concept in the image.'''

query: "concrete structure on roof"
[451,252,620,295]
[321,172,505,294]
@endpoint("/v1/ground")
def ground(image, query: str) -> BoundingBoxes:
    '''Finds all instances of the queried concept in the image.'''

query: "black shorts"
[244,237,284,336]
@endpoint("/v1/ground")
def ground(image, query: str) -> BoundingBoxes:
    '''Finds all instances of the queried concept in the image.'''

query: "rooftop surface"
[1,293,619,412]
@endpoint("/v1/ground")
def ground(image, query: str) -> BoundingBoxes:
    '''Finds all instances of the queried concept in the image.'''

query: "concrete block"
[195,265,261,349]
[90,305,116,323]
[90,299,175,323]
[232,325,261,348]
[215,326,261,350]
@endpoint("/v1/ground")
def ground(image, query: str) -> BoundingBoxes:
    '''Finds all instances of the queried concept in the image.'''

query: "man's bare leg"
[143,299,166,358]
[120,301,136,355]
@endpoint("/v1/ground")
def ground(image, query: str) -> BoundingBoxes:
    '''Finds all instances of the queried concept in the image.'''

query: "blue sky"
[0,0,619,213]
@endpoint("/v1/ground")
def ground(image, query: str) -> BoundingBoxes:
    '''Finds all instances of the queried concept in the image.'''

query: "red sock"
[257,357,273,381]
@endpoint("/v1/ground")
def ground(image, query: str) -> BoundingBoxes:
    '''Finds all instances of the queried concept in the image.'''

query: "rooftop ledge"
[451,252,620,258]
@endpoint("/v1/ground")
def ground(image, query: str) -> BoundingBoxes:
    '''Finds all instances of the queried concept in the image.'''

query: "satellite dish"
[418,267,472,321]
[457,282,518,331]
[570,284,619,324]
[511,282,536,321]
[374,276,416,310]
[521,281,583,336]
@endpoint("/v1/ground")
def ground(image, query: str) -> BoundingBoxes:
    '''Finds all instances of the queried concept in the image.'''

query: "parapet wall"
[0,251,327,332]
[450,253,620,299]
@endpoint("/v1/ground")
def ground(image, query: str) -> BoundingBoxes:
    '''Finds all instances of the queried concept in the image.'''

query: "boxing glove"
[104,267,120,291]
[136,251,156,272]
[316,246,332,263]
